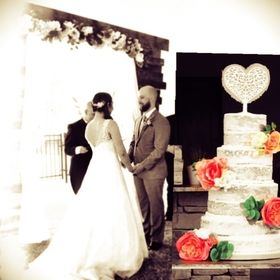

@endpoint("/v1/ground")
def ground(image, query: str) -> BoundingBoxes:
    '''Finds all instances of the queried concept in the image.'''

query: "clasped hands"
[121,162,144,175]
[131,163,144,175]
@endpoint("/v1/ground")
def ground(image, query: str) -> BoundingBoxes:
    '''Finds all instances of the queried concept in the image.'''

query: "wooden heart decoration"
[222,63,270,105]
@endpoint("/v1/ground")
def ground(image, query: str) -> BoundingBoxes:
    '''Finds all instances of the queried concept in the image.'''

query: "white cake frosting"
[224,113,267,146]
[224,112,266,133]
[200,112,280,260]
[217,145,272,165]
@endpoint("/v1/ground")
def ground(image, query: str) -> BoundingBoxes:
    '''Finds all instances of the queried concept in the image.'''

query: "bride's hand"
[127,164,135,173]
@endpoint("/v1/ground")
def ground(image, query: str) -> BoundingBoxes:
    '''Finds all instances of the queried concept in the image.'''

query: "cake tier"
[218,232,280,260]
[224,131,261,146]
[224,113,266,146]
[201,212,272,235]
[201,211,280,259]
[217,145,272,166]
[224,112,266,133]
[208,181,278,216]
[229,164,272,181]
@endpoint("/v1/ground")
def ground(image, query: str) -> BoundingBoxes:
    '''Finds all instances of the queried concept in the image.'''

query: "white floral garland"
[21,14,145,67]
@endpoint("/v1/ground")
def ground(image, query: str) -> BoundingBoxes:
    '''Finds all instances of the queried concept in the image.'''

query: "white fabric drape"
[19,34,140,243]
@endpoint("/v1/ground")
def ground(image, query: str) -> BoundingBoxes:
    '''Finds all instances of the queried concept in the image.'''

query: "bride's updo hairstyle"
[92,92,113,119]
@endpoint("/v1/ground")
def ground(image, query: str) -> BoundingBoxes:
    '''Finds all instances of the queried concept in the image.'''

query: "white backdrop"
[18,33,143,243]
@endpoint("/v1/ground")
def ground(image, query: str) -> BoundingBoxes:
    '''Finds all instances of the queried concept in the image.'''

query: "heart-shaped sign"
[222,63,270,105]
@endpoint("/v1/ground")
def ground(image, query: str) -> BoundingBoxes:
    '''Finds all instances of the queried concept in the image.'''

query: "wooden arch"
[26,3,169,100]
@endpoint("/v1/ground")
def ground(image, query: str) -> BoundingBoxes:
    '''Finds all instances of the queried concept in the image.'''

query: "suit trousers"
[133,175,165,244]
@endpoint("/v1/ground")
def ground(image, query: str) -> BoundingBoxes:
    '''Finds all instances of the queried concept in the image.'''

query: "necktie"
[139,115,146,135]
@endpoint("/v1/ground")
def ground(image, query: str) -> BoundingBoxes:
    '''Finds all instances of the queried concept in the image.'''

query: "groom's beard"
[140,101,151,113]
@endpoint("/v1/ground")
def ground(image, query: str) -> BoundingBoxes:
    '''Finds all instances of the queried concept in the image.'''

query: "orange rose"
[208,234,219,247]
[261,197,280,228]
[176,231,213,261]
[195,157,228,190]
[264,131,280,154]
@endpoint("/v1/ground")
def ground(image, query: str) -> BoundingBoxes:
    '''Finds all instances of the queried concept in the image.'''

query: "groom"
[129,85,170,250]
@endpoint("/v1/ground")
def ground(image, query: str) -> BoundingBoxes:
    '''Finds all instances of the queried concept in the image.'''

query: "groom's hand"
[75,146,88,154]
[133,163,144,175]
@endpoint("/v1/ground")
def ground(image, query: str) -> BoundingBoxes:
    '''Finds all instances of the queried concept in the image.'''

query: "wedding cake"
[198,63,280,260]
[176,63,280,261]
[200,111,280,259]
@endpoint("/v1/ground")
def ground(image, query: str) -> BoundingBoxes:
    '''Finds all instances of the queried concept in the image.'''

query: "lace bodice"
[85,119,112,148]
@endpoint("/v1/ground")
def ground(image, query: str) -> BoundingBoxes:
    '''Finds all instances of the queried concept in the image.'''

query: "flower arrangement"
[241,196,280,228]
[176,229,234,262]
[92,101,105,108]
[251,122,280,155]
[194,157,228,190]
[144,118,152,126]
[22,14,145,67]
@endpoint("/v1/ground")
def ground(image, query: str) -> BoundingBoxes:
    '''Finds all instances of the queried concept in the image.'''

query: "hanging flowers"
[22,14,145,67]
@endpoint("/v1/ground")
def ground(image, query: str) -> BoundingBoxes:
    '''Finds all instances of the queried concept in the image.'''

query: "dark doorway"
[176,52,280,187]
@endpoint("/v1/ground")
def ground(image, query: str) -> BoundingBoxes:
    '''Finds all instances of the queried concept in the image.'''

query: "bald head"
[138,85,158,113]
[82,101,94,123]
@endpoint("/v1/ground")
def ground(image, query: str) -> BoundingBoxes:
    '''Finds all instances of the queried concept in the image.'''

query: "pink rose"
[261,197,280,228]
[195,157,228,190]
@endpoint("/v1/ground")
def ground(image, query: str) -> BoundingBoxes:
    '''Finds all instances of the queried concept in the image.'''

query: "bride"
[23,92,148,280]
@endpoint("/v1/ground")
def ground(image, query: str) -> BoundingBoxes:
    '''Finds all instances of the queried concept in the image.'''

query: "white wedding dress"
[23,119,148,280]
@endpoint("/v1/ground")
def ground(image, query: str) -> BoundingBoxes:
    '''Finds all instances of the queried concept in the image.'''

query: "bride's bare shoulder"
[107,119,121,134]
[107,119,118,128]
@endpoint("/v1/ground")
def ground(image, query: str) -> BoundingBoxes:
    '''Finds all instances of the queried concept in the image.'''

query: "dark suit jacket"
[64,119,92,193]
[129,110,170,180]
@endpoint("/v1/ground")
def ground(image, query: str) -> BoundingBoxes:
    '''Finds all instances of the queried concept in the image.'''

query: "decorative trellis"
[25,3,169,92]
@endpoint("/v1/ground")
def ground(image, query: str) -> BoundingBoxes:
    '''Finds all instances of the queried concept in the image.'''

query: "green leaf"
[228,243,234,252]
[247,209,260,221]
[243,209,250,218]
[211,242,234,261]
[210,248,219,262]
[256,199,265,211]
[223,251,232,259]
[226,247,234,259]
[220,252,228,259]
[248,209,256,220]
[243,196,256,210]
[271,122,277,131]
[254,210,261,221]
[266,124,272,132]
[242,196,263,222]
[249,196,257,209]
[243,198,252,210]
[217,241,228,252]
